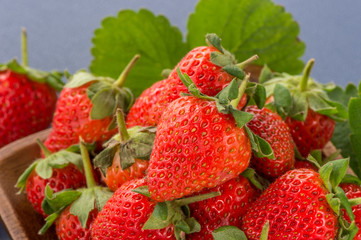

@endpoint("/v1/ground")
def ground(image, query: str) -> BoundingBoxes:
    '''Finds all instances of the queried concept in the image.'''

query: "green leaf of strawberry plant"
[212,226,247,240]
[90,9,188,96]
[187,0,305,74]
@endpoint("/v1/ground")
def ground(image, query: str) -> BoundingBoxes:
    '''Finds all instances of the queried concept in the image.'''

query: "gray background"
[1,0,361,239]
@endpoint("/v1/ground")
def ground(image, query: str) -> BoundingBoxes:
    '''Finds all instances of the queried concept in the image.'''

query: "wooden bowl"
[0,129,57,240]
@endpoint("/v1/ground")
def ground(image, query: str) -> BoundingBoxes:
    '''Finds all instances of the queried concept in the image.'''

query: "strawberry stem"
[299,58,315,91]
[36,139,51,157]
[113,54,140,87]
[174,191,221,206]
[230,74,250,108]
[79,138,97,188]
[21,27,28,67]
[236,55,259,69]
[116,109,130,142]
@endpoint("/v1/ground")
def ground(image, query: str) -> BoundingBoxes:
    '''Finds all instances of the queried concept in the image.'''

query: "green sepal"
[41,185,81,215]
[306,150,323,169]
[70,189,96,228]
[206,33,224,53]
[342,174,361,185]
[93,143,119,176]
[260,221,270,240]
[326,193,341,215]
[348,98,361,133]
[307,92,338,116]
[90,88,117,119]
[132,185,151,198]
[230,108,253,129]
[259,65,273,84]
[212,226,247,240]
[175,218,200,234]
[143,202,173,230]
[217,79,239,105]
[210,52,235,68]
[289,91,308,121]
[241,168,267,191]
[65,71,113,88]
[245,126,275,159]
[222,65,245,79]
[15,160,38,193]
[245,82,267,110]
[273,83,292,119]
[38,210,62,235]
[0,59,64,91]
[319,158,349,193]
[94,187,114,211]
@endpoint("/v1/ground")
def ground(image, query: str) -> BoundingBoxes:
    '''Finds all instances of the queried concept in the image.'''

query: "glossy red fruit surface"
[294,159,318,171]
[241,168,338,240]
[188,175,260,240]
[340,183,361,240]
[0,70,57,147]
[25,164,86,217]
[285,108,335,158]
[147,96,251,202]
[91,178,175,240]
[245,106,294,179]
[44,84,117,153]
[56,205,98,240]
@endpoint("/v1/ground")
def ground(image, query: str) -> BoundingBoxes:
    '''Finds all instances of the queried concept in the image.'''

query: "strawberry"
[245,105,294,179]
[261,60,344,158]
[94,109,156,191]
[294,158,318,171]
[126,33,254,128]
[147,71,272,202]
[91,178,176,240]
[39,140,113,239]
[44,55,139,153]
[16,141,86,217]
[188,173,261,240]
[0,29,62,148]
[241,159,358,240]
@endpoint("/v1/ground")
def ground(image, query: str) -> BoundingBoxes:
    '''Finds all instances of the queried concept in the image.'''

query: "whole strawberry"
[91,178,176,240]
[245,105,294,179]
[16,141,86,217]
[188,174,261,240]
[39,140,113,240]
[126,33,254,128]
[94,109,155,191]
[44,55,138,153]
[0,29,62,147]
[261,59,343,158]
[241,159,357,240]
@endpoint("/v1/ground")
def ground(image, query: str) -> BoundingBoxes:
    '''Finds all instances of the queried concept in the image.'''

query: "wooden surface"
[0,129,57,240]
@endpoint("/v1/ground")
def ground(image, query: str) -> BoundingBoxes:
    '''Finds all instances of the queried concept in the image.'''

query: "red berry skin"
[340,183,361,240]
[294,159,318,172]
[44,84,117,153]
[56,205,98,240]
[285,108,335,158]
[241,169,338,240]
[25,164,86,217]
[245,106,295,179]
[91,178,175,240]
[102,152,149,191]
[188,175,260,240]
[147,96,251,202]
[0,70,57,147]
[126,46,239,128]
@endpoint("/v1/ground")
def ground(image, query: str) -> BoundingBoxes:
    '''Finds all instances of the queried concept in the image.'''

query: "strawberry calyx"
[177,67,274,159]
[0,28,64,91]
[16,140,84,193]
[64,55,139,121]
[39,140,113,234]
[93,109,156,176]
[211,221,269,240]
[132,185,221,240]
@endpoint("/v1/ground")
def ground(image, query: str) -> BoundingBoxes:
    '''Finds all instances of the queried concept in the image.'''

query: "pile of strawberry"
[13,33,361,240]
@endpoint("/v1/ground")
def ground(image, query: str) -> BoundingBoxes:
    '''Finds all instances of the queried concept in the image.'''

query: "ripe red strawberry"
[147,95,252,202]
[261,59,342,158]
[16,142,86,217]
[340,183,361,240]
[294,158,318,171]
[44,55,139,153]
[94,110,155,191]
[245,105,294,179]
[91,178,176,240]
[241,159,356,240]
[285,109,335,157]
[0,29,62,148]
[126,34,253,128]
[188,174,261,240]
[55,205,98,240]
[39,140,113,239]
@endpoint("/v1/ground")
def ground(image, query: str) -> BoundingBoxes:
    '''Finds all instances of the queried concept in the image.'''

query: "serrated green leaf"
[90,9,188,96]
[187,0,305,74]
[94,187,113,211]
[212,226,247,240]
[70,189,96,228]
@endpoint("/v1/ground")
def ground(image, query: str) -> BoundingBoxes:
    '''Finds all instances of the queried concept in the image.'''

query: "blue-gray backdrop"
[1,0,361,238]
